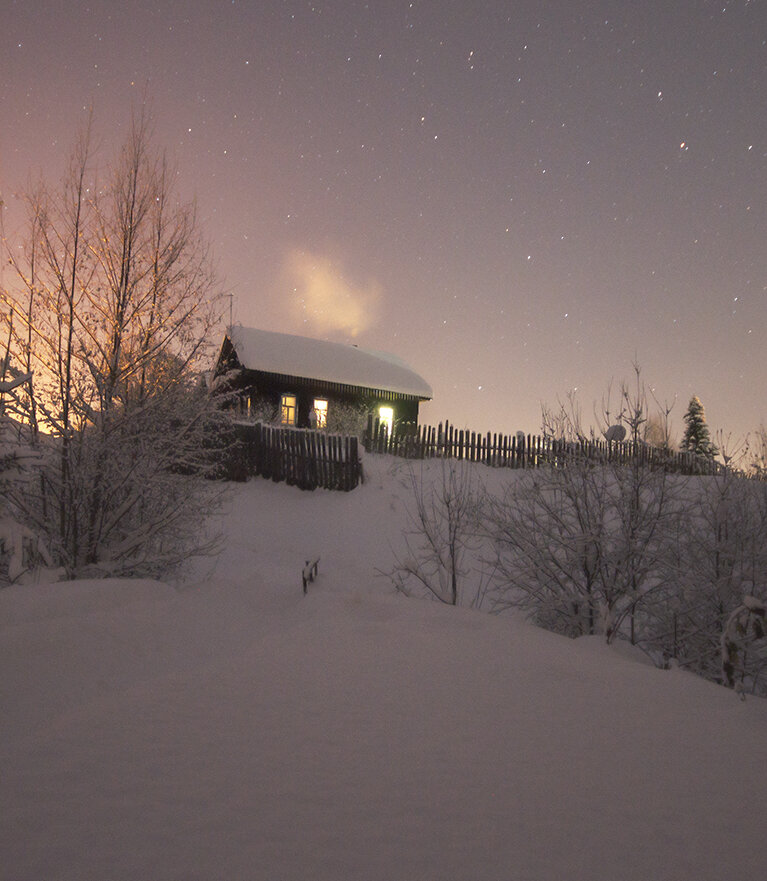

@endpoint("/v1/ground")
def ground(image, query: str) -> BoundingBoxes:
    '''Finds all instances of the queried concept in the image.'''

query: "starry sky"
[2,0,765,442]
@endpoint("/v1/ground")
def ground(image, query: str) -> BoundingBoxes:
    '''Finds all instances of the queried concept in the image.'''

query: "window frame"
[378,405,394,435]
[280,393,297,426]
[312,398,328,429]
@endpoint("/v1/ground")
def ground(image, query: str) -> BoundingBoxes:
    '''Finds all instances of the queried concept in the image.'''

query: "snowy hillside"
[3,455,767,881]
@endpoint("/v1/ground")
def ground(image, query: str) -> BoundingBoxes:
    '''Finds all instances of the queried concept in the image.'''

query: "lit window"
[280,393,297,425]
[379,406,394,435]
[312,399,328,429]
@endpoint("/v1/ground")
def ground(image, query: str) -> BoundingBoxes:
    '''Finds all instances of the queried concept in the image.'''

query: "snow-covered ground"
[3,455,767,880]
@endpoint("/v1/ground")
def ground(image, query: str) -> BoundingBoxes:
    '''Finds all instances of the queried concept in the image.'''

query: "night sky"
[2,0,765,442]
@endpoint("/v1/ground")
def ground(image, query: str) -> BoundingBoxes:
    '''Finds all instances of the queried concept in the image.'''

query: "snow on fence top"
[228,326,432,399]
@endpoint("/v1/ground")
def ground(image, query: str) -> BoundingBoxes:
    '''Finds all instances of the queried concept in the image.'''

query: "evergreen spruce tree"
[681,396,716,457]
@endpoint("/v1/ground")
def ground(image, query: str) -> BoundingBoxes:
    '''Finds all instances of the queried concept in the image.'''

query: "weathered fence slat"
[232,421,362,491]
[362,421,729,478]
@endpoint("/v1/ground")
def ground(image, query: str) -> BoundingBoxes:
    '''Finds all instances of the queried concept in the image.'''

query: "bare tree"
[541,365,675,455]
[388,459,489,607]
[746,425,767,478]
[714,429,749,470]
[644,412,675,450]
[541,389,592,443]
[595,365,647,445]
[0,109,227,577]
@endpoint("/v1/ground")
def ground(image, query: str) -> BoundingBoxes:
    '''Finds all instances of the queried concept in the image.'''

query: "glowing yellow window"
[280,393,297,425]
[379,406,394,435]
[312,399,328,429]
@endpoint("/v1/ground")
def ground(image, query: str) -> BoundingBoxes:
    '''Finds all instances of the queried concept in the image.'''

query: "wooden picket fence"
[234,421,362,491]
[363,416,727,477]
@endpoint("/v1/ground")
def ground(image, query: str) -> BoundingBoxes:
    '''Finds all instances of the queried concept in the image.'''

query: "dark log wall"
[231,422,362,491]
[226,369,422,432]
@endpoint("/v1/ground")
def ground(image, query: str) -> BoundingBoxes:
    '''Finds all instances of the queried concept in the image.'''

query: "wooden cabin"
[214,327,432,435]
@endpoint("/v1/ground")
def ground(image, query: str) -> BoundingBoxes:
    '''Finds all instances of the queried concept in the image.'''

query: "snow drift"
[2,456,766,880]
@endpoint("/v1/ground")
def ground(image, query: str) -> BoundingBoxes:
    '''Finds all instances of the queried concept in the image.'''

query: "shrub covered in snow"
[0,113,228,579]
[722,595,767,694]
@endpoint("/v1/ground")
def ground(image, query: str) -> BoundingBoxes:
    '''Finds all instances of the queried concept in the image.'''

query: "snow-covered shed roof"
[226,327,432,399]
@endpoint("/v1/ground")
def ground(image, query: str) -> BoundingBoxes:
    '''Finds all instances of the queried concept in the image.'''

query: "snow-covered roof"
[226,327,432,399]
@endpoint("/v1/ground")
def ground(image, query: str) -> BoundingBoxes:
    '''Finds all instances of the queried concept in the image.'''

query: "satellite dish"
[604,424,626,443]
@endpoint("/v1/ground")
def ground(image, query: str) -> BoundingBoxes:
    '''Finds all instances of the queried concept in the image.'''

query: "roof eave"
[238,366,431,402]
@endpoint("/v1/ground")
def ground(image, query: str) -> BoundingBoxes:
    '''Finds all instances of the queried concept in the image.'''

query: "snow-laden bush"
[488,455,680,642]
[482,454,767,693]
[648,473,767,684]
[0,375,63,585]
[0,111,228,579]
[721,596,767,696]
